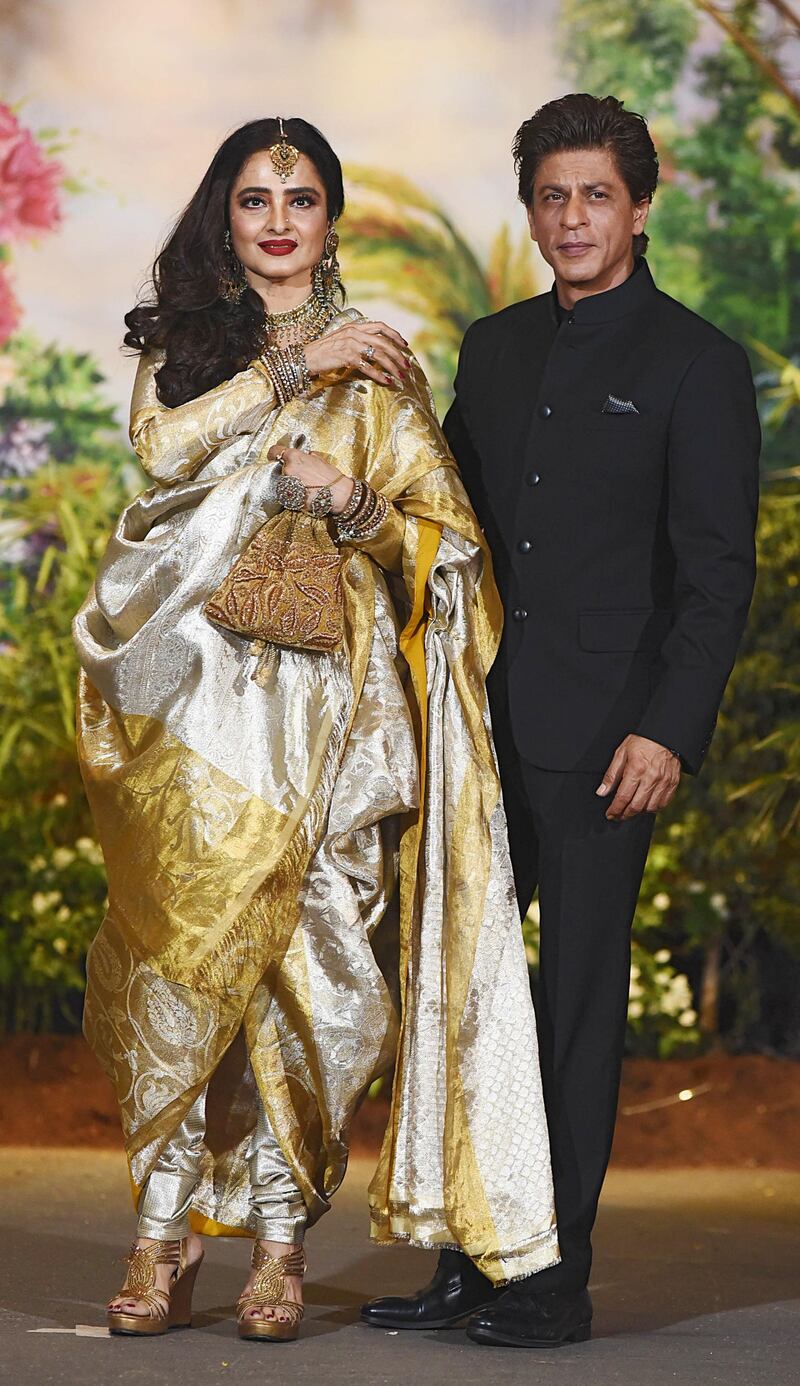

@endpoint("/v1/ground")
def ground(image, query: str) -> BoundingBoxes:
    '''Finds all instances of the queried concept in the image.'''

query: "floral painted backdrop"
[1,0,799,1054]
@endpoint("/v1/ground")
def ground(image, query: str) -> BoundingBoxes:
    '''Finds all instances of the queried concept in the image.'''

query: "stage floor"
[1,1151,797,1385]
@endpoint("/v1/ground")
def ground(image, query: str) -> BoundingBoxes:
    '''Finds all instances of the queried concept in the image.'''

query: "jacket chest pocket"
[578,412,664,459]
[571,415,666,518]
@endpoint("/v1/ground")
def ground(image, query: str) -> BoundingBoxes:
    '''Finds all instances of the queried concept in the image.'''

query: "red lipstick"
[258,239,298,256]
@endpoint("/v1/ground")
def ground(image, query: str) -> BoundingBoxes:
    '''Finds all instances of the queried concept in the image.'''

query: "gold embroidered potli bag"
[204,509,343,654]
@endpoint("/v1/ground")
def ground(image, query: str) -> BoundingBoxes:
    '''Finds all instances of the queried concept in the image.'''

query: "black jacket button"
[512,608,528,622]
[517,539,532,554]
[526,471,541,486]
[538,403,553,418]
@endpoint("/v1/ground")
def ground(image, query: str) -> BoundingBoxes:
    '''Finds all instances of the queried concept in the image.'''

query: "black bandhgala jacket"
[444,259,761,775]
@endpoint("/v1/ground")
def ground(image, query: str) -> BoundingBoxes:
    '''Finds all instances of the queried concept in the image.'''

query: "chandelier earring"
[219,228,247,304]
[314,223,341,303]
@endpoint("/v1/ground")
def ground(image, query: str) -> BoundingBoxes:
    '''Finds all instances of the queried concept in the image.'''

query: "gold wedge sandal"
[237,1242,306,1342]
[106,1238,203,1336]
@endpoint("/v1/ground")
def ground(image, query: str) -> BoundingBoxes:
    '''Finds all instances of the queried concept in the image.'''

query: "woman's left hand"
[268,443,355,515]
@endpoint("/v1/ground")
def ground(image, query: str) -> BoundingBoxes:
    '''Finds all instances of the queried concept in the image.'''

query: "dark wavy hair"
[512,94,659,257]
[124,118,345,406]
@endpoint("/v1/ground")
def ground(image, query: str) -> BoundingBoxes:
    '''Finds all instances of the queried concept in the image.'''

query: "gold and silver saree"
[74,310,559,1283]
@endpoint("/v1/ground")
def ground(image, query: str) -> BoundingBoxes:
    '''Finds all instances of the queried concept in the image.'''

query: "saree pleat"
[74,311,558,1279]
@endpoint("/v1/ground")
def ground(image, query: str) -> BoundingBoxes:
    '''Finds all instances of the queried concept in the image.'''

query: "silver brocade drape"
[73,312,559,1282]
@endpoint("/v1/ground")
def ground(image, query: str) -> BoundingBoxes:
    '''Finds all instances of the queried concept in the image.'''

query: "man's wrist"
[631,731,683,765]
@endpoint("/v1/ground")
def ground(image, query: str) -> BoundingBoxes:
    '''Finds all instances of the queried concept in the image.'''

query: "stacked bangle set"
[275,468,388,540]
[262,343,312,405]
[265,343,389,542]
[334,480,388,541]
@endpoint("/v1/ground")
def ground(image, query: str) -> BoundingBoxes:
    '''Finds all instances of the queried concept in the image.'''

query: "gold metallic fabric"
[74,310,558,1282]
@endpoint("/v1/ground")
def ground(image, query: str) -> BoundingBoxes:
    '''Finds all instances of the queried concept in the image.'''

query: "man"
[362,94,760,1348]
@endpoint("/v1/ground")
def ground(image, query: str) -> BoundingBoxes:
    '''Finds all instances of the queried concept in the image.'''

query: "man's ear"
[526,201,538,244]
[633,197,651,233]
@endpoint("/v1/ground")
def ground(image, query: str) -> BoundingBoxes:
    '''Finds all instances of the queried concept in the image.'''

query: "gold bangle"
[336,486,389,541]
[337,477,365,522]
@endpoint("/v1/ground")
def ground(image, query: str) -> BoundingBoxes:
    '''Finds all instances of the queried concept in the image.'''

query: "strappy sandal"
[106,1238,203,1336]
[237,1242,306,1342]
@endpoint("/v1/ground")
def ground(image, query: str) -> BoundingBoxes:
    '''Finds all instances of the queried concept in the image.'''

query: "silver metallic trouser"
[136,1087,307,1244]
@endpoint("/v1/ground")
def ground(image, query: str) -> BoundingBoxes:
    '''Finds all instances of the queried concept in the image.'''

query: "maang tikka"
[268,117,300,183]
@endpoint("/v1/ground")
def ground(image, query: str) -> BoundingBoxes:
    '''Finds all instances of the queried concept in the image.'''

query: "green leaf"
[57,500,88,559]
[0,720,23,777]
[35,545,59,593]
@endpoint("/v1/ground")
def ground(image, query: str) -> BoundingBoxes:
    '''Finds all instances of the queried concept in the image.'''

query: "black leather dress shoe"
[361,1249,500,1330]
[466,1285,593,1348]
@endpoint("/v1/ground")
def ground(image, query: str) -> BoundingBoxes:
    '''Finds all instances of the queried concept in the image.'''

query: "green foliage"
[0,334,137,1032]
[751,341,800,442]
[632,487,800,1051]
[559,0,697,115]
[0,458,131,751]
[0,812,106,1032]
[702,488,800,942]
[1,332,134,469]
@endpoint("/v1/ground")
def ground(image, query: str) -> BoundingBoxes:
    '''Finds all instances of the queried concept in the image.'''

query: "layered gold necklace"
[263,282,339,349]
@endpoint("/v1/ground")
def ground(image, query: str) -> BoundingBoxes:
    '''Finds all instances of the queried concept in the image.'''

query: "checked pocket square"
[601,393,640,415]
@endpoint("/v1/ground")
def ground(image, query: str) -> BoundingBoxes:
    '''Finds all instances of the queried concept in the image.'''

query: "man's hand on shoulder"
[596,734,681,821]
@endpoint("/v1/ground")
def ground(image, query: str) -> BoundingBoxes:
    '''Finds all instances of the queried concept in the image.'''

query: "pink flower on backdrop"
[0,265,21,345]
[0,104,63,241]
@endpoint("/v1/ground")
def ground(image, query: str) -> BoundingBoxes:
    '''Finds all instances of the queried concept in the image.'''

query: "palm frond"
[340,165,542,409]
[750,337,800,429]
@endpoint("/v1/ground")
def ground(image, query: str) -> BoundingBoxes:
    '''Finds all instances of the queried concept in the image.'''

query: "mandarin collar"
[549,256,656,326]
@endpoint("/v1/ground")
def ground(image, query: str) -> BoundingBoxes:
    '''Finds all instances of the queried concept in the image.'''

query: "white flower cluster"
[31,888,72,925]
[628,950,697,1029]
[30,836,104,876]
[27,836,106,955]
[31,889,61,915]
[75,837,104,866]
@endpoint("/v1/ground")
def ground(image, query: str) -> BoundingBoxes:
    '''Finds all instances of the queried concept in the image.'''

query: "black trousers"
[500,749,655,1294]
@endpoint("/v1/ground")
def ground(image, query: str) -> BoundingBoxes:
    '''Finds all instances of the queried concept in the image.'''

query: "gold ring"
[362,344,376,364]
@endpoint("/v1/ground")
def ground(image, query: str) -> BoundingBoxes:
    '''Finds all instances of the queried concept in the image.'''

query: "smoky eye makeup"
[235,185,322,210]
[286,187,322,205]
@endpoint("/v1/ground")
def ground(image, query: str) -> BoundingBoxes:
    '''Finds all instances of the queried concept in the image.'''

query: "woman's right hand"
[303,320,411,388]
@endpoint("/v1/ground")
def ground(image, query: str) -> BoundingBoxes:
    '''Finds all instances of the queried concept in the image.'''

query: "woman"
[74,117,558,1342]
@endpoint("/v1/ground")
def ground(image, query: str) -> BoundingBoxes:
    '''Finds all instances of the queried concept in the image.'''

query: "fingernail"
[596,784,608,796]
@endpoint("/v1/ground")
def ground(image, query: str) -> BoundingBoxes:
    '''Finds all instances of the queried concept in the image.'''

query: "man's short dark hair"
[513,93,659,257]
